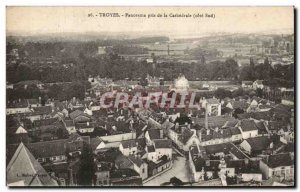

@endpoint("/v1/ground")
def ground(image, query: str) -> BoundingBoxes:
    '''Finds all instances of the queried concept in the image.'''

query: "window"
[142,168,145,173]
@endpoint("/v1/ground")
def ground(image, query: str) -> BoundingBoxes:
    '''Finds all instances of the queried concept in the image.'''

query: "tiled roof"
[207,98,220,105]
[264,153,294,168]
[244,136,271,151]
[121,139,137,149]
[7,143,58,186]
[153,139,172,149]
[128,155,145,167]
[147,129,161,140]
[33,118,58,127]
[147,145,155,153]
[240,119,258,132]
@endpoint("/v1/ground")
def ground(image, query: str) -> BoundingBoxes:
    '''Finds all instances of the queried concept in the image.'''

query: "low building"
[259,153,294,180]
[110,168,142,186]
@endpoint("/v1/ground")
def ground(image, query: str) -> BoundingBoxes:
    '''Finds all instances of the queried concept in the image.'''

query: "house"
[259,153,294,180]
[7,99,31,115]
[238,119,258,139]
[69,109,91,123]
[119,139,138,156]
[168,124,200,153]
[95,161,111,186]
[7,143,58,186]
[147,155,172,178]
[253,80,264,90]
[242,81,253,89]
[240,136,272,155]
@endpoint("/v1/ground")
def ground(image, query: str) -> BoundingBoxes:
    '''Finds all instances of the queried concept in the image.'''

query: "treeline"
[240,58,294,88]
[7,81,90,102]
[7,52,293,86]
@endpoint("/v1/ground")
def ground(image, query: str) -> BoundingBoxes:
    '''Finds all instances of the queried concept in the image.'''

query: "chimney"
[207,129,210,135]
[160,129,163,138]
[215,127,219,133]
[205,103,208,129]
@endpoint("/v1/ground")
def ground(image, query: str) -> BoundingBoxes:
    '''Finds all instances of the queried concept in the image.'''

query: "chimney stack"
[205,103,208,129]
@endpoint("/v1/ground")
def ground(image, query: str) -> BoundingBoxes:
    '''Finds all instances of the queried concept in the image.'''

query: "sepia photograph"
[5,6,295,187]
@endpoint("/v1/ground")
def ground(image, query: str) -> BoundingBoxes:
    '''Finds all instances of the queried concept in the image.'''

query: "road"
[144,155,190,186]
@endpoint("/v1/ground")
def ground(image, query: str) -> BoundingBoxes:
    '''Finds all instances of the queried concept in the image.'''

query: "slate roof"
[75,122,95,129]
[264,153,294,168]
[192,116,237,129]
[26,139,67,158]
[147,129,161,140]
[229,127,242,135]
[244,136,271,151]
[69,109,88,120]
[232,100,249,110]
[31,106,52,115]
[255,121,268,135]
[204,143,230,155]
[153,139,172,149]
[178,129,194,144]
[64,119,75,127]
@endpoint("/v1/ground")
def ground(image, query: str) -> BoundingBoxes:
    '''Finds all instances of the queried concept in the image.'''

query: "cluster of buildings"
[6,93,175,186]
[6,72,294,187]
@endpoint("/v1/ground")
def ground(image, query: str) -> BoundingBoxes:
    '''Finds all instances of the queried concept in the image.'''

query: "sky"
[6,6,294,37]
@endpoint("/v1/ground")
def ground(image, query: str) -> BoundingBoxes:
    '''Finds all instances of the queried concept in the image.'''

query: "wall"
[100,132,136,143]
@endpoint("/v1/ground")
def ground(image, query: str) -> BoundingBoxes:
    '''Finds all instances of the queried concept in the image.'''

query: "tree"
[256,88,263,98]
[78,142,96,186]
[215,88,232,99]
[170,177,183,186]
